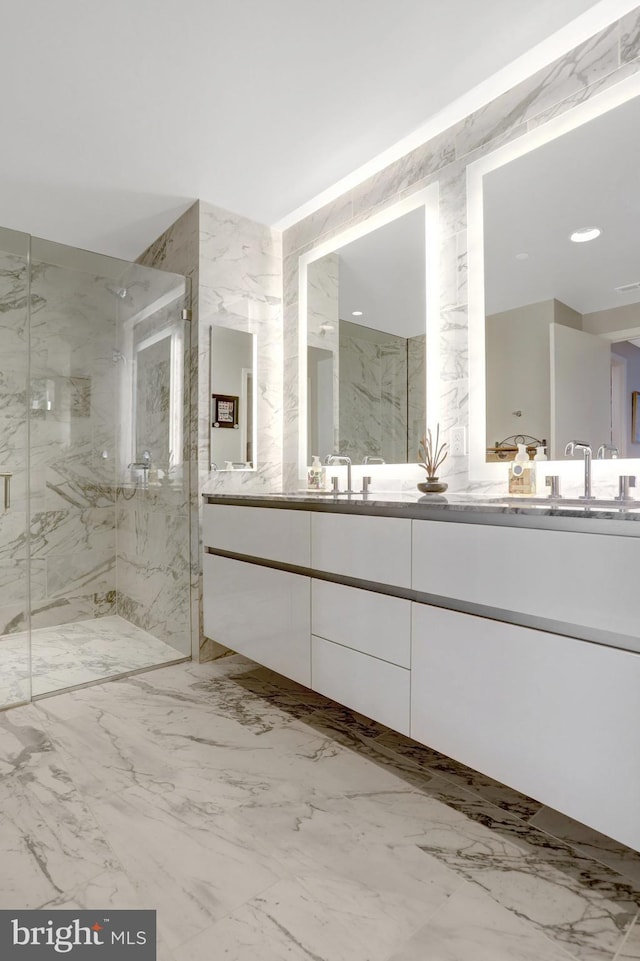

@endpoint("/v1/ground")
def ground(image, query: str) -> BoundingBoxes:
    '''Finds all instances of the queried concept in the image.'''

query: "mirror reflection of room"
[307,206,426,466]
[209,325,255,470]
[483,93,640,462]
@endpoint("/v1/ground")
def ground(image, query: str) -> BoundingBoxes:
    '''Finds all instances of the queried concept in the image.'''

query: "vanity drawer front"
[412,520,640,639]
[311,580,410,668]
[203,554,311,685]
[411,602,640,851]
[311,635,410,735]
[311,513,411,587]
[203,504,310,566]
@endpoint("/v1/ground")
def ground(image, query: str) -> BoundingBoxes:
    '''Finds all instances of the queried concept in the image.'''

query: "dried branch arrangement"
[418,425,448,477]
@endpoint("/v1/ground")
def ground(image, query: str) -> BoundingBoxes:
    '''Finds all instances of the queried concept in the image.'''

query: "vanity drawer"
[311,580,410,668]
[412,519,640,640]
[311,512,411,587]
[203,504,310,566]
[311,634,410,735]
[203,554,311,685]
[411,602,640,851]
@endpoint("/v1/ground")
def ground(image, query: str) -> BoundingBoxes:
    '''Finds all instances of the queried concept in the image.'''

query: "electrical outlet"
[450,426,466,456]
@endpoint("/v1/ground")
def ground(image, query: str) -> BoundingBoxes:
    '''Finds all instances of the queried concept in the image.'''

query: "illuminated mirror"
[298,185,440,480]
[209,325,257,470]
[468,74,640,479]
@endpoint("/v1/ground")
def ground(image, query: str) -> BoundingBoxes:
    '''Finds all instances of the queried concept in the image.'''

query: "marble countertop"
[202,489,640,534]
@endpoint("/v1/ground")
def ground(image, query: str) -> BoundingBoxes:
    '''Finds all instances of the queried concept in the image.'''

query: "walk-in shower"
[0,226,192,709]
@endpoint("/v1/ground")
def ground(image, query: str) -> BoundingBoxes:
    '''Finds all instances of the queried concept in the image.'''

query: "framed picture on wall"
[632,392,640,444]
[212,393,239,428]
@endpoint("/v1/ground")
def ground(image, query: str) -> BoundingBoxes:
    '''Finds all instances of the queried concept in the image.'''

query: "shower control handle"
[0,472,12,510]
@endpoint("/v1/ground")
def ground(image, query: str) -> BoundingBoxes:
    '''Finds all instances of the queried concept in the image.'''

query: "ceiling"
[1,0,614,260]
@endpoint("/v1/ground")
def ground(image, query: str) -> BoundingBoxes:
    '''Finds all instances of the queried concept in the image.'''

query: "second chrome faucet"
[564,440,594,500]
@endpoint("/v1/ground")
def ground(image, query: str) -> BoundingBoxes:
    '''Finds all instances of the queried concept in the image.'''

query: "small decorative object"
[212,393,239,429]
[417,425,448,493]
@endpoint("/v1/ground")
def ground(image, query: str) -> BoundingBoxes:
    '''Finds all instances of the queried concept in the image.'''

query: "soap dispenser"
[307,455,326,491]
[509,443,535,495]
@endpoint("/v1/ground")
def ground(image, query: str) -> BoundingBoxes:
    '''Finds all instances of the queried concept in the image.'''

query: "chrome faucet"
[326,454,353,493]
[597,444,619,459]
[564,440,594,500]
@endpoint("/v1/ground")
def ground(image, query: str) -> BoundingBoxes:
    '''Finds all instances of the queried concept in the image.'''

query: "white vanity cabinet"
[203,554,311,685]
[411,603,640,851]
[311,512,411,587]
[310,581,411,734]
[202,496,640,852]
[203,503,311,566]
[202,504,312,684]
[412,519,640,645]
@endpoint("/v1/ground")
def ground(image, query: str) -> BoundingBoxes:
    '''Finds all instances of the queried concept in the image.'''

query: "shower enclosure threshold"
[0,615,190,705]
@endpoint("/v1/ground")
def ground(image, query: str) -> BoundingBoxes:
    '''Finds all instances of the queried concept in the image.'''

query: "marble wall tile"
[621,10,640,64]
[0,603,27,636]
[280,12,640,491]
[351,128,457,218]
[135,211,199,659]
[440,306,469,382]
[136,202,200,289]
[30,507,115,559]
[283,194,353,259]
[407,334,426,459]
[527,56,640,132]
[455,25,619,159]
[46,549,115,600]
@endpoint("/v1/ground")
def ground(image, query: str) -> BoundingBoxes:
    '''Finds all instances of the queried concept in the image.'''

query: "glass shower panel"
[28,240,190,696]
[115,263,192,658]
[0,227,30,708]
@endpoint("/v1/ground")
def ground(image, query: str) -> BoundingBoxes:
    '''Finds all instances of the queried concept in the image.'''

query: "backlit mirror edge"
[297,183,441,485]
[467,69,640,484]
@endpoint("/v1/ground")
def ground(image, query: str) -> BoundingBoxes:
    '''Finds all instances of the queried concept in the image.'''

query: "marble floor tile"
[172,870,451,961]
[386,882,579,961]
[374,728,543,820]
[0,713,124,910]
[0,615,185,707]
[84,785,289,952]
[1,657,639,961]
[615,914,640,960]
[530,807,640,887]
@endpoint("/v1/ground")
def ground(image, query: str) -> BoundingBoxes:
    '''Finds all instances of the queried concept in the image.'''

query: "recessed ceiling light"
[515,252,529,261]
[352,310,363,316]
[569,227,601,243]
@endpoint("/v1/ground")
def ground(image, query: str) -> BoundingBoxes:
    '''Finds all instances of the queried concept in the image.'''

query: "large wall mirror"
[298,185,440,478]
[469,73,640,480]
[209,325,257,471]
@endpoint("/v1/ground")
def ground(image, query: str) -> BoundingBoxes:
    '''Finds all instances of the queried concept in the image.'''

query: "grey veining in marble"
[0,615,184,706]
[621,10,640,64]
[1,655,638,961]
[202,489,640,527]
[281,8,640,497]
[139,199,284,662]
